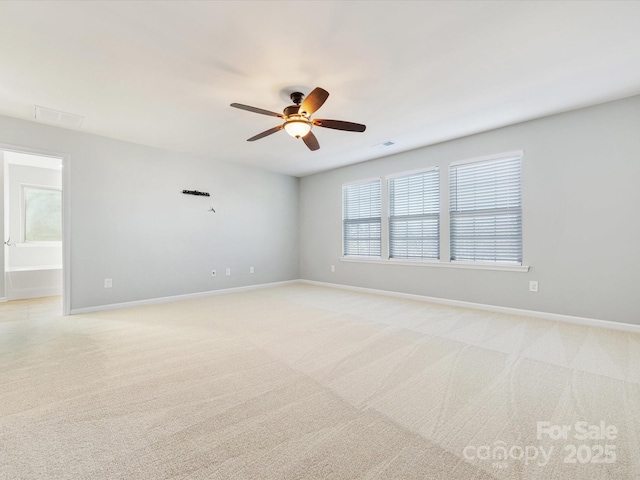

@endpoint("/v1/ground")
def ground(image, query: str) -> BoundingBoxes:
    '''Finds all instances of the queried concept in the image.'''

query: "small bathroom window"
[22,185,62,243]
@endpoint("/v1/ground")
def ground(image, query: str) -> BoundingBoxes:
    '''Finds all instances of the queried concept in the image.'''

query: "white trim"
[385,165,439,180]
[70,280,298,315]
[1,146,66,163]
[342,178,383,258]
[0,297,6,303]
[339,256,530,272]
[299,280,640,334]
[449,149,524,167]
[4,152,61,170]
[62,153,71,316]
[387,167,440,260]
[0,142,71,315]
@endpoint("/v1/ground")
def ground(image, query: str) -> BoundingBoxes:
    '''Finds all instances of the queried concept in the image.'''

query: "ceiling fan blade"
[302,131,320,151]
[299,87,329,116]
[231,103,284,118]
[313,119,366,132]
[247,125,283,141]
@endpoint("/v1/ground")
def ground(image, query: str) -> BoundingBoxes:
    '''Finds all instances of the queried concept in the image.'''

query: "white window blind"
[343,180,381,257]
[450,156,522,263]
[389,169,439,259]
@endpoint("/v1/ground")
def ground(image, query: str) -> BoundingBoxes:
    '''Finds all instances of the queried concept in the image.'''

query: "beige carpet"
[1,283,639,479]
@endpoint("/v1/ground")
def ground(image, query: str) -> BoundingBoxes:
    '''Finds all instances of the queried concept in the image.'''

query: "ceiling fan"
[230,87,366,151]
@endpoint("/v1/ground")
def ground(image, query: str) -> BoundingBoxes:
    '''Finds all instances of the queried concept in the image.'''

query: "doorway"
[2,147,69,314]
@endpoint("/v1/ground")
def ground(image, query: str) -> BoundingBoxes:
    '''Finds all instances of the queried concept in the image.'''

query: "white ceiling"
[1,1,640,177]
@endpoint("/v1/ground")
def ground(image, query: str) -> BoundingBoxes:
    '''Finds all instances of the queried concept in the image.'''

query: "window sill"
[339,257,530,272]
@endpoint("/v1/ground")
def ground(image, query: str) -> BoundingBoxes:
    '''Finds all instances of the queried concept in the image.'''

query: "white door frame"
[1,142,71,315]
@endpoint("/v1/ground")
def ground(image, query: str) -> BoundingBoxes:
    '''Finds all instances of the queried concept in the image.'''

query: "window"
[23,185,62,242]
[388,168,439,259]
[449,155,521,263]
[343,179,381,257]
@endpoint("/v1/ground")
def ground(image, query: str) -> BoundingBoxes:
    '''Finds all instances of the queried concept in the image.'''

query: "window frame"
[342,177,382,258]
[21,183,63,245]
[387,166,440,260]
[339,151,528,273]
[449,152,523,265]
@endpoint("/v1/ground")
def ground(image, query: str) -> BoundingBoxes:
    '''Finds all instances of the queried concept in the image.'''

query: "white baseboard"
[299,280,640,335]
[70,280,298,315]
[0,297,6,303]
[68,278,640,335]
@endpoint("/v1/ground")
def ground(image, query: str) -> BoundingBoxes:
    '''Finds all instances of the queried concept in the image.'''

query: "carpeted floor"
[1,283,639,479]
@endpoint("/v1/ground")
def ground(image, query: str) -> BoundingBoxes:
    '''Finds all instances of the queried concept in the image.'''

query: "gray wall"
[0,114,299,310]
[300,95,640,326]
[2,95,639,322]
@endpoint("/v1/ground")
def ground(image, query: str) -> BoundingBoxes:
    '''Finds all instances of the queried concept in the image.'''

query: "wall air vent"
[34,105,84,129]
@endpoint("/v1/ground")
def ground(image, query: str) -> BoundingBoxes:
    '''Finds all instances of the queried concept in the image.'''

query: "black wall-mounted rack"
[182,189,210,197]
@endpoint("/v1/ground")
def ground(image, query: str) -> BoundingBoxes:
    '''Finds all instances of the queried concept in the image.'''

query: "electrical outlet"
[225,268,231,276]
[211,270,216,277]
[529,280,539,292]
[104,278,112,288]
[249,266,255,274]
[331,265,335,273]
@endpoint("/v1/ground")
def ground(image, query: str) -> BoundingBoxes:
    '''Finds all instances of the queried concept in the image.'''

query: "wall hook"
[4,236,13,247]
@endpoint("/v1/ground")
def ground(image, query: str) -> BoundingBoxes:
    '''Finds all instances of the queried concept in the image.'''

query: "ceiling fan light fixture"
[284,118,311,138]
[231,86,366,151]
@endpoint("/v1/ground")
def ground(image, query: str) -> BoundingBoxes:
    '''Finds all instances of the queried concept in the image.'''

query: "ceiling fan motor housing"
[284,94,312,138]
[289,91,304,105]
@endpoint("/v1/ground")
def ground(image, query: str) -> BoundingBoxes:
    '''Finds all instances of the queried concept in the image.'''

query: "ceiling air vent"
[34,105,84,129]
[373,140,395,148]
